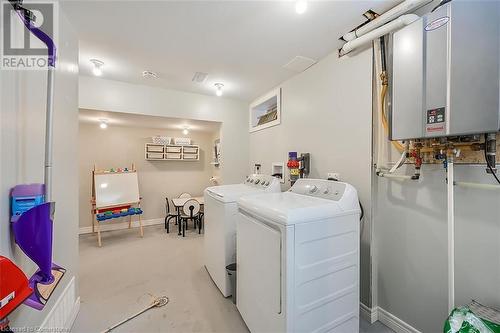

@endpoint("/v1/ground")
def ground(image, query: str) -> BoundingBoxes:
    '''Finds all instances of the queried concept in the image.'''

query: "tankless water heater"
[390,1,500,141]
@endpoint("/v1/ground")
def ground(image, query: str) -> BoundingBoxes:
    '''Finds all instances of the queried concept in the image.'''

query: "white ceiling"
[79,109,221,133]
[62,0,398,101]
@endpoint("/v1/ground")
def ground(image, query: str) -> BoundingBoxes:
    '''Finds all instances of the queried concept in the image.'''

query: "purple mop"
[9,0,65,311]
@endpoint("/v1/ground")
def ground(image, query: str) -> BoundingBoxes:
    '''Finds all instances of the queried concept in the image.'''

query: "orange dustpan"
[0,256,33,320]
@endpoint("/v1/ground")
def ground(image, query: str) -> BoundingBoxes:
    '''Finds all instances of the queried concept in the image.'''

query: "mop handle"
[102,296,169,333]
[13,4,57,202]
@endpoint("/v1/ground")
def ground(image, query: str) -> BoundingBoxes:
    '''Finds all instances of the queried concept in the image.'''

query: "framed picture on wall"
[249,88,281,132]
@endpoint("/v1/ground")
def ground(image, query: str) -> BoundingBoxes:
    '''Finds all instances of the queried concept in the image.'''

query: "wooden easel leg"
[96,220,102,247]
[139,214,144,238]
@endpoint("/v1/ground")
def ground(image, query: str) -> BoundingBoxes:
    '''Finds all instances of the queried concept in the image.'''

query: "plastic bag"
[444,307,500,333]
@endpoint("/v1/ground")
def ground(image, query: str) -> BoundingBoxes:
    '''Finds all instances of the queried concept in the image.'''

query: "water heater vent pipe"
[340,14,419,56]
[341,0,432,42]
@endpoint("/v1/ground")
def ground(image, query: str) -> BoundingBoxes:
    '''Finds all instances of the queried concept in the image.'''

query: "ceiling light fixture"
[142,70,159,79]
[295,0,308,14]
[90,59,104,76]
[99,118,108,129]
[183,127,189,135]
[214,83,224,97]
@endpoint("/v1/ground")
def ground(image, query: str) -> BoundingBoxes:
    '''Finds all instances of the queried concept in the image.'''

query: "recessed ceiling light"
[99,118,108,129]
[183,127,189,135]
[214,83,224,97]
[90,59,104,76]
[295,0,307,14]
[142,70,159,79]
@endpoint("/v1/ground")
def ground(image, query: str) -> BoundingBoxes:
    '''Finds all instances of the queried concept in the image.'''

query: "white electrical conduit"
[454,182,500,190]
[340,14,419,56]
[341,0,432,41]
[447,159,455,313]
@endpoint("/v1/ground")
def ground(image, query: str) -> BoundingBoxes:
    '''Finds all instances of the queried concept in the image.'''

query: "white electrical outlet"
[327,173,340,180]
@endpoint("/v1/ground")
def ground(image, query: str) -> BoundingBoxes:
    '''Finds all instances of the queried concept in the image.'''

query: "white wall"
[0,10,79,328]
[79,77,249,185]
[78,123,219,228]
[374,164,500,332]
[249,48,374,306]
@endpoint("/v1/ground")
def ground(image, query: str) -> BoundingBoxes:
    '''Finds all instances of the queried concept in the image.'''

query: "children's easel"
[91,164,143,247]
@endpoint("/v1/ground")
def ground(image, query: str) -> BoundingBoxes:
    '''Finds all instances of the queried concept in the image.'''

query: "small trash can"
[225,263,237,304]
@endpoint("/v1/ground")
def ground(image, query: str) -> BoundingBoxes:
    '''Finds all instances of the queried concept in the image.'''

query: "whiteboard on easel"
[94,172,140,209]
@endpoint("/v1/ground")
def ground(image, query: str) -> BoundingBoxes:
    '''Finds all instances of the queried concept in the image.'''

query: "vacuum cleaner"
[7,0,65,312]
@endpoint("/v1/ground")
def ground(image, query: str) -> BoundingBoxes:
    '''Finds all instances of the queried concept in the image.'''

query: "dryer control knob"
[309,185,318,194]
[323,188,329,194]
[255,179,260,184]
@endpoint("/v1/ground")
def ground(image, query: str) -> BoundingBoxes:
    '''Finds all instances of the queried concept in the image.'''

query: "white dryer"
[236,179,360,333]
[204,174,281,297]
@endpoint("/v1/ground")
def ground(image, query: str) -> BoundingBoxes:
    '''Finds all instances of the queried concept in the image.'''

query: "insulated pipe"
[376,173,413,180]
[341,0,432,41]
[340,14,419,56]
[454,182,500,190]
[447,156,455,313]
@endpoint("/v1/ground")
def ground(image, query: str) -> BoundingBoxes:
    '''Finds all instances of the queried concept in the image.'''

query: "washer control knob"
[265,181,270,186]
[255,179,260,184]
[309,185,318,194]
[323,188,329,194]
[250,179,254,183]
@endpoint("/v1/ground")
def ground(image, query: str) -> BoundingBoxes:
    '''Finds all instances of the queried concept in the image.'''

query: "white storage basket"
[152,136,172,145]
[183,146,198,154]
[166,146,182,153]
[165,153,182,160]
[147,152,164,159]
[174,137,191,145]
[146,145,164,153]
[183,154,198,160]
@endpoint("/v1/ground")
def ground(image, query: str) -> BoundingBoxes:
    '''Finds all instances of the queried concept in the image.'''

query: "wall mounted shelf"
[145,144,199,161]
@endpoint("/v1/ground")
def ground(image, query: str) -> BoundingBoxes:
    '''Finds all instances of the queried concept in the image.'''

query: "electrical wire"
[484,135,500,185]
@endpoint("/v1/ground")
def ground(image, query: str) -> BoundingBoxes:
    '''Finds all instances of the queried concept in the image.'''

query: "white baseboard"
[79,218,163,234]
[360,303,378,324]
[360,304,421,333]
[38,276,79,332]
[377,307,422,333]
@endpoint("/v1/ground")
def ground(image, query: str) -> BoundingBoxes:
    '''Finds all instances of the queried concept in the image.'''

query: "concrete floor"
[74,225,393,333]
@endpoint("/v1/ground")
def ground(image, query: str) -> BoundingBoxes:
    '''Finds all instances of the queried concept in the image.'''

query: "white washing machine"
[204,174,281,297]
[236,179,360,333]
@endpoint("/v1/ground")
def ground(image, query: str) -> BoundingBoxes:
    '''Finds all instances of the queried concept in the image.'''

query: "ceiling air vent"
[283,56,317,73]
[142,70,159,79]
[192,72,208,83]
